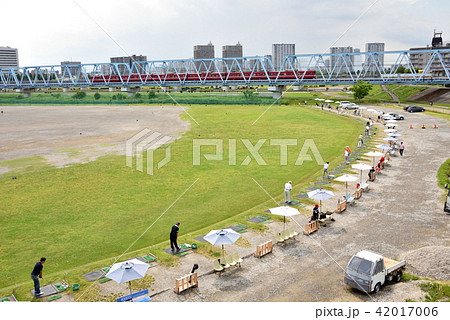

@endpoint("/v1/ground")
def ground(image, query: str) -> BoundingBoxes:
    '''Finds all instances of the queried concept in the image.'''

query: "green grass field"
[0,104,363,299]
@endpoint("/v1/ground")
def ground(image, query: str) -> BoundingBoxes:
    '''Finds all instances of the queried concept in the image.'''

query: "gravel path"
[147,106,449,302]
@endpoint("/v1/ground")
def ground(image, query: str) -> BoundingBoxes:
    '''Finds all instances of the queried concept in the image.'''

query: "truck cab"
[344,250,405,293]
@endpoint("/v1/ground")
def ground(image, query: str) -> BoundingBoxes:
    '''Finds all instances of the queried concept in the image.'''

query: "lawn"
[0,104,363,298]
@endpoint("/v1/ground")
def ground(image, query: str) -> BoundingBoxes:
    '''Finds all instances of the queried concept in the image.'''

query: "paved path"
[145,106,449,302]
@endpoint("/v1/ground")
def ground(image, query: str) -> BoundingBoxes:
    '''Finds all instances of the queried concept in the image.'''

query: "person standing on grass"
[399,142,405,156]
[323,162,329,178]
[284,181,292,203]
[170,222,180,252]
[31,257,46,297]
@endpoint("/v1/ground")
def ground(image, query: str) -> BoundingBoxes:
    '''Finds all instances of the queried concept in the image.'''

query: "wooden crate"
[174,272,198,294]
[304,220,319,235]
[255,240,273,258]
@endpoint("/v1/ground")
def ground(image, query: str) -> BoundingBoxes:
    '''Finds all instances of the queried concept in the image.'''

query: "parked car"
[339,102,359,110]
[387,113,405,120]
[403,105,415,110]
[407,106,426,113]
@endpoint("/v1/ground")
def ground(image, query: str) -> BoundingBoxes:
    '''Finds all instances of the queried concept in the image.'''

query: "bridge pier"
[16,88,35,98]
[268,85,285,99]
[121,87,140,97]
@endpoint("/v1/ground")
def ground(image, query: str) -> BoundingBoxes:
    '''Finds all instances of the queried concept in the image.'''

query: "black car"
[407,106,426,113]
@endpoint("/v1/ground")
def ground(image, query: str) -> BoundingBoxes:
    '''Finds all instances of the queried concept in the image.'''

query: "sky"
[1,0,449,67]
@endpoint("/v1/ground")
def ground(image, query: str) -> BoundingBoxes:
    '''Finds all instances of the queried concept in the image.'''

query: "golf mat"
[329,170,342,175]
[335,166,347,170]
[54,281,70,292]
[225,224,248,232]
[48,295,62,302]
[99,278,111,284]
[142,253,157,262]
[315,181,330,185]
[295,193,308,199]
[163,247,190,255]
[31,284,58,298]
[305,186,320,191]
[135,257,148,264]
[194,236,207,243]
[1,295,17,302]
[247,215,269,223]
[101,267,110,274]
[82,270,105,282]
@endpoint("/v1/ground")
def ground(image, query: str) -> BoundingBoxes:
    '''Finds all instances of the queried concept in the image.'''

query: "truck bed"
[384,257,406,274]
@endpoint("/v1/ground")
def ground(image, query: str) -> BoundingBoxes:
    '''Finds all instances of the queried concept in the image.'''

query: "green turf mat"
[2,298,9,302]
[101,267,110,273]
[99,278,111,284]
[177,252,189,257]
[48,295,62,302]
[180,244,190,249]
[235,224,248,229]
[143,255,155,262]
[55,284,64,291]
[237,229,248,233]
[257,215,269,220]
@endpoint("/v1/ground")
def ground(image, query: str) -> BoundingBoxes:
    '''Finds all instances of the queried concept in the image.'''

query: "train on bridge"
[90,70,316,83]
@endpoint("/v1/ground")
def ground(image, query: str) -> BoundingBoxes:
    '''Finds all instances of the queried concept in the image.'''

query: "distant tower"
[272,44,295,71]
[0,46,19,69]
[329,47,353,73]
[432,29,443,47]
[222,42,243,72]
[365,43,385,75]
[193,42,215,72]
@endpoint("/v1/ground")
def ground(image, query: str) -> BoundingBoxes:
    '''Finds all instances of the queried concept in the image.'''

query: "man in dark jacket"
[170,222,180,251]
[31,257,46,297]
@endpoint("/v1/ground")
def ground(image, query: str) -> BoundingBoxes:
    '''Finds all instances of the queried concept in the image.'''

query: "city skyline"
[1,0,449,67]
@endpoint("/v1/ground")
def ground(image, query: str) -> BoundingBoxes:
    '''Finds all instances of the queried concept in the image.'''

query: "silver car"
[388,113,405,120]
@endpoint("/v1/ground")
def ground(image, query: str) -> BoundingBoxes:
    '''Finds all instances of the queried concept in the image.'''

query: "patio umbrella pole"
[129,281,132,295]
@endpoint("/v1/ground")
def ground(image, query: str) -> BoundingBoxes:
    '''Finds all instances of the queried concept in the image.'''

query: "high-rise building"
[272,44,295,71]
[353,48,362,72]
[110,54,147,75]
[330,47,354,74]
[61,61,82,78]
[410,31,450,76]
[222,42,243,72]
[193,42,214,72]
[365,43,385,74]
[0,46,19,69]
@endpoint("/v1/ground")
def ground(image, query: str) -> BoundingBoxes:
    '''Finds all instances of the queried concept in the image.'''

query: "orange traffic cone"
[410,124,413,129]
[434,124,438,129]
[422,124,426,129]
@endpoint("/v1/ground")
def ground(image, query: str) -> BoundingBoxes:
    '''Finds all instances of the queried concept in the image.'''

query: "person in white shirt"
[284,181,292,203]
[323,162,329,178]
[344,149,349,163]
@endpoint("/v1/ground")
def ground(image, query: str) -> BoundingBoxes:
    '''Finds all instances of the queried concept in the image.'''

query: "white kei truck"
[344,250,406,294]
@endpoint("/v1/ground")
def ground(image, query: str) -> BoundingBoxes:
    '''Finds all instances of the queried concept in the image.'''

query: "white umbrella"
[388,132,402,137]
[364,151,384,167]
[269,206,301,231]
[384,129,397,133]
[385,119,398,123]
[358,106,367,110]
[307,189,335,213]
[377,144,392,150]
[384,137,398,141]
[352,163,372,184]
[106,259,150,295]
[204,228,241,258]
[334,174,358,194]
[367,108,377,112]
[325,99,334,103]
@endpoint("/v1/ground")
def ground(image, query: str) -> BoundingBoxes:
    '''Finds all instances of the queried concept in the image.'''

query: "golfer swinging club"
[284,181,292,204]
[170,222,180,252]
